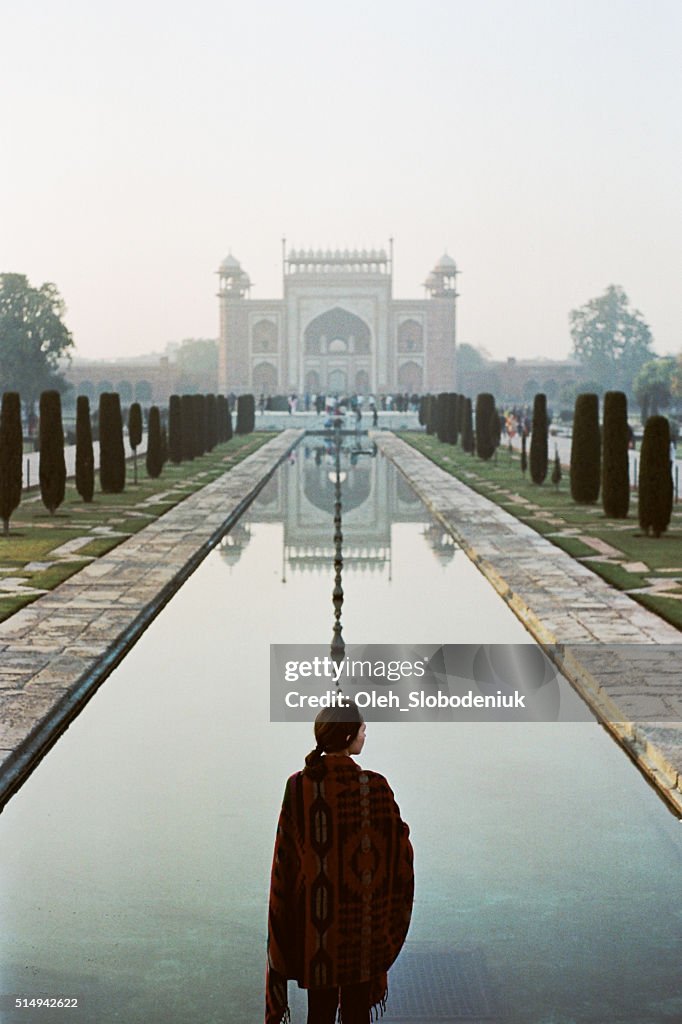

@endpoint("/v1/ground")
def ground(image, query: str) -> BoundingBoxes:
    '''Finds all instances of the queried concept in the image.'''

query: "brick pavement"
[0,430,303,810]
[376,433,682,814]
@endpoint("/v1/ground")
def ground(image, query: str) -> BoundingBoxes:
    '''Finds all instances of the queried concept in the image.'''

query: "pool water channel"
[1,442,681,1024]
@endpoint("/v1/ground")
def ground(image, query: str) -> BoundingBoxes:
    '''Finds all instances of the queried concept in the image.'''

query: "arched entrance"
[253,361,277,394]
[303,308,371,394]
[328,368,347,394]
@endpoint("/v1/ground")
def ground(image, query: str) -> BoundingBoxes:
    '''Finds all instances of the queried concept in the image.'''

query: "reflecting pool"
[1,444,680,1023]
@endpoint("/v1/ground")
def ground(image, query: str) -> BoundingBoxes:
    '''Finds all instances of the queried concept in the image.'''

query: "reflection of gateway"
[218,443,457,572]
[217,244,459,395]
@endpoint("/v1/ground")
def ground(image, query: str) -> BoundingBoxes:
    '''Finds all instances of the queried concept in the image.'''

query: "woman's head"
[304,701,365,770]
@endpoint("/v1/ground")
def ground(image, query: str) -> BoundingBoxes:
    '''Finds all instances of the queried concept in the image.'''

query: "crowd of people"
[258,391,421,417]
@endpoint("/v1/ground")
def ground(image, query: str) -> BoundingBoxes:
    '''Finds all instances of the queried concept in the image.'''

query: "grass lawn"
[400,432,682,631]
[0,433,273,623]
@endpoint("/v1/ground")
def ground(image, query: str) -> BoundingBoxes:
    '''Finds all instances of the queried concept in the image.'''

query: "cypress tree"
[435,393,449,443]
[168,394,183,464]
[99,392,126,493]
[215,395,225,443]
[418,396,427,427]
[75,395,95,503]
[128,402,143,484]
[451,394,460,446]
[639,416,673,537]
[552,448,562,490]
[236,394,255,434]
[424,395,435,435]
[225,398,233,441]
[146,406,163,479]
[475,393,496,460]
[0,392,23,535]
[461,397,474,454]
[180,395,195,461]
[39,390,66,514]
[529,393,548,485]
[206,393,217,451]
[570,393,600,503]
[192,394,206,456]
[602,391,630,518]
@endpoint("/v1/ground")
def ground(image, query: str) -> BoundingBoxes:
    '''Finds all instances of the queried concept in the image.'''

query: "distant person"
[266,703,414,1024]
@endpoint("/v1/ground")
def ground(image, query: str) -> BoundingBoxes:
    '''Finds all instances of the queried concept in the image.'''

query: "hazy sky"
[2,0,680,363]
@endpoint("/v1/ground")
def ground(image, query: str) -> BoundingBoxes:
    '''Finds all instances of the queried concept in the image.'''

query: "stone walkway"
[0,430,302,809]
[376,433,682,815]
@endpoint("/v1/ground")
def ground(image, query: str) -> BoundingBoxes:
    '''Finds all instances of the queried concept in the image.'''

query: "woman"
[266,703,414,1024]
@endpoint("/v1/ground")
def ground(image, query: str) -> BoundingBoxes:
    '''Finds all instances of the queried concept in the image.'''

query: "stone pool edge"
[0,429,303,812]
[375,431,682,817]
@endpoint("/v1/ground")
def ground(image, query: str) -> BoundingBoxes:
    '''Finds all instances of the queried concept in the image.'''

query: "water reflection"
[0,444,680,1024]
[219,444,455,574]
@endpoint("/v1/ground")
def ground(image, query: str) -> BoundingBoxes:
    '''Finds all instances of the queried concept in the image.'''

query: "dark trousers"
[306,981,370,1024]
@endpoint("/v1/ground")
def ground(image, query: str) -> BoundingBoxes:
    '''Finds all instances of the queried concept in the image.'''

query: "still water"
[1,444,681,1024]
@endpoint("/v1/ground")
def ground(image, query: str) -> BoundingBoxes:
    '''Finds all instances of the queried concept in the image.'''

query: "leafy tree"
[570,394,600,503]
[99,393,126,493]
[529,394,548,484]
[128,402,143,484]
[76,396,95,502]
[638,416,672,537]
[633,358,674,422]
[569,285,654,394]
[0,392,23,535]
[0,274,74,414]
[39,390,66,515]
[176,338,218,377]
[146,406,163,479]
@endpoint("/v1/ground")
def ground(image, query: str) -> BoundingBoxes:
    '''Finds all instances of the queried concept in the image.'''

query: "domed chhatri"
[217,240,459,396]
[219,253,242,272]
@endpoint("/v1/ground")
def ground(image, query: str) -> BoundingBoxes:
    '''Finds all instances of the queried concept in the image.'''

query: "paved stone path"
[0,430,302,809]
[376,433,682,814]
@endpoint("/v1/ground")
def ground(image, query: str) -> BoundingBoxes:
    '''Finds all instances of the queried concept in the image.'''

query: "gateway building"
[217,243,458,396]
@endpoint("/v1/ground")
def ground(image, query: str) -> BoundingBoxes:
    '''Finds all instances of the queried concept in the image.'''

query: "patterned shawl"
[266,755,414,1024]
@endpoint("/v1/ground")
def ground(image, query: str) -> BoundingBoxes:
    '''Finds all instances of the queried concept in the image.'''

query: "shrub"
[128,401,143,484]
[180,395,195,461]
[529,393,548,484]
[638,416,673,537]
[39,390,66,514]
[76,395,95,502]
[146,406,163,479]
[570,393,600,503]
[236,394,255,434]
[99,392,126,493]
[168,394,182,464]
[0,392,23,535]
[602,391,630,518]
[475,393,496,460]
